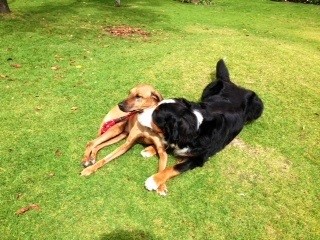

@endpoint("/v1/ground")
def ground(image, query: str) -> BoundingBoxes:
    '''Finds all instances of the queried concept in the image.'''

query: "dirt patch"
[230,137,247,149]
[104,25,150,39]
[229,137,293,174]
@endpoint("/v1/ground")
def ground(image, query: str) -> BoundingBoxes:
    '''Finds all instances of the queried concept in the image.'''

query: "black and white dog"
[140,59,264,193]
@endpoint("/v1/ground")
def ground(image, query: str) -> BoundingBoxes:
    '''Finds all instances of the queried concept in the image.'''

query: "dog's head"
[118,84,163,112]
[149,99,200,148]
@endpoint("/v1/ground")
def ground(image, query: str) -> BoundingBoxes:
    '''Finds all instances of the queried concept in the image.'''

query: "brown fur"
[81,84,168,195]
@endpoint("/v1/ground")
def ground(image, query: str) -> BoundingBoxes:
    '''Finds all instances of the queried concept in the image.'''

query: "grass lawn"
[1,0,319,239]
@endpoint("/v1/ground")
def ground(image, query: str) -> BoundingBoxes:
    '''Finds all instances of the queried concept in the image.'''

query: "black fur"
[152,59,264,174]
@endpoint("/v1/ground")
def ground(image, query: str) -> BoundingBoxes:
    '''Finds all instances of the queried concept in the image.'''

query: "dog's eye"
[136,95,142,100]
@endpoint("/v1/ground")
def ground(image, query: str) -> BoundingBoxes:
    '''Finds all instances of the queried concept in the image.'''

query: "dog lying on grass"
[139,60,264,193]
[81,84,169,195]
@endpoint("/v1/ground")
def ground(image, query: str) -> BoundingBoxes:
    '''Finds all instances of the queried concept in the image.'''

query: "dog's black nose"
[118,101,126,111]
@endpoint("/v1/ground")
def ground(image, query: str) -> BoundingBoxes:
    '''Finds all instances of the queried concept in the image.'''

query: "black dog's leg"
[173,156,206,173]
[145,155,207,193]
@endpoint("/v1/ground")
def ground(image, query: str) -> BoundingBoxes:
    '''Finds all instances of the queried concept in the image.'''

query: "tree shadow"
[100,229,161,240]
[3,0,170,33]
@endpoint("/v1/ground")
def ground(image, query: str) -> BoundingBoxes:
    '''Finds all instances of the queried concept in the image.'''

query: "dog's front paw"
[81,166,95,176]
[157,184,168,196]
[145,176,168,196]
[140,149,154,158]
[145,175,159,191]
[82,158,96,168]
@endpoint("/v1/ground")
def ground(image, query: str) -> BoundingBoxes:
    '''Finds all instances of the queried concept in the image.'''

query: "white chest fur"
[137,107,156,129]
[193,109,203,129]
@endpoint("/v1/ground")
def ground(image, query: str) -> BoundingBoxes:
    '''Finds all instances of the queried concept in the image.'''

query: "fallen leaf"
[35,106,42,111]
[16,193,23,200]
[51,66,60,70]
[30,204,40,210]
[11,64,22,68]
[54,55,64,61]
[16,207,30,215]
[55,149,62,157]
[104,25,150,38]
[16,204,40,215]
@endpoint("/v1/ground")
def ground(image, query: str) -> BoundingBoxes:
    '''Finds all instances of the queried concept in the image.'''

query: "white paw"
[82,161,91,167]
[140,150,153,158]
[158,190,167,196]
[157,187,168,196]
[82,159,96,167]
[145,175,159,191]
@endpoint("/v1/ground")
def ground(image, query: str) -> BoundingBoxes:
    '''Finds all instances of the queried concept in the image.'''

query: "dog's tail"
[216,59,230,82]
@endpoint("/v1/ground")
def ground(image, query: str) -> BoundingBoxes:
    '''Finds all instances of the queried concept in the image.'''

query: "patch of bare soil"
[104,25,150,39]
[229,137,293,174]
[230,137,247,149]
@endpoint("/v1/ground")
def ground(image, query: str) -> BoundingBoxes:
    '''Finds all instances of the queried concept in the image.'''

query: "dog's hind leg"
[145,157,202,194]
[81,132,140,176]
[82,122,126,167]
[90,132,127,162]
[140,145,157,158]
[142,139,169,196]
[145,166,180,193]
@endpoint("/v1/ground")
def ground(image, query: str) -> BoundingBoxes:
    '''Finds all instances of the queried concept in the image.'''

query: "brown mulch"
[103,25,150,38]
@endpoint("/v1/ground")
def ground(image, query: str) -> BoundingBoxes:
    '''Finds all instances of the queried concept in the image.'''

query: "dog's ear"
[152,107,178,142]
[160,115,179,142]
[171,120,180,142]
[179,114,198,138]
[151,91,163,102]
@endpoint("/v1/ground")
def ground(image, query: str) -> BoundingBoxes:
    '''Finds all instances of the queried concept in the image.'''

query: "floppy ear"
[171,120,179,142]
[162,116,179,142]
[151,91,163,102]
[178,114,198,139]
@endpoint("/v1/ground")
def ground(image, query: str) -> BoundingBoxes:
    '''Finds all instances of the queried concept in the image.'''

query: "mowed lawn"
[0,0,319,239]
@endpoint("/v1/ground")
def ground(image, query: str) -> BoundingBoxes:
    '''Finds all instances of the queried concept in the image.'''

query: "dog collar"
[100,110,140,135]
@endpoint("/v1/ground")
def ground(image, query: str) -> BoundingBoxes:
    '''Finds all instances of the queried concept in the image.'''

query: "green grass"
[1,0,319,239]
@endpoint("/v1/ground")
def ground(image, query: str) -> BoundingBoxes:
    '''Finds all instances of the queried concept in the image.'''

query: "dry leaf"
[51,66,60,70]
[16,193,23,200]
[104,25,150,38]
[11,64,22,68]
[55,149,62,157]
[16,204,40,215]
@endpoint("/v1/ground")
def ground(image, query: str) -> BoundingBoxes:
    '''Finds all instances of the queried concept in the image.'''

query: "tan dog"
[81,84,168,195]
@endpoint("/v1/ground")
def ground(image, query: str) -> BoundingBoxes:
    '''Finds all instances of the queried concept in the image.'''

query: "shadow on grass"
[2,0,170,34]
[100,229,161,240]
